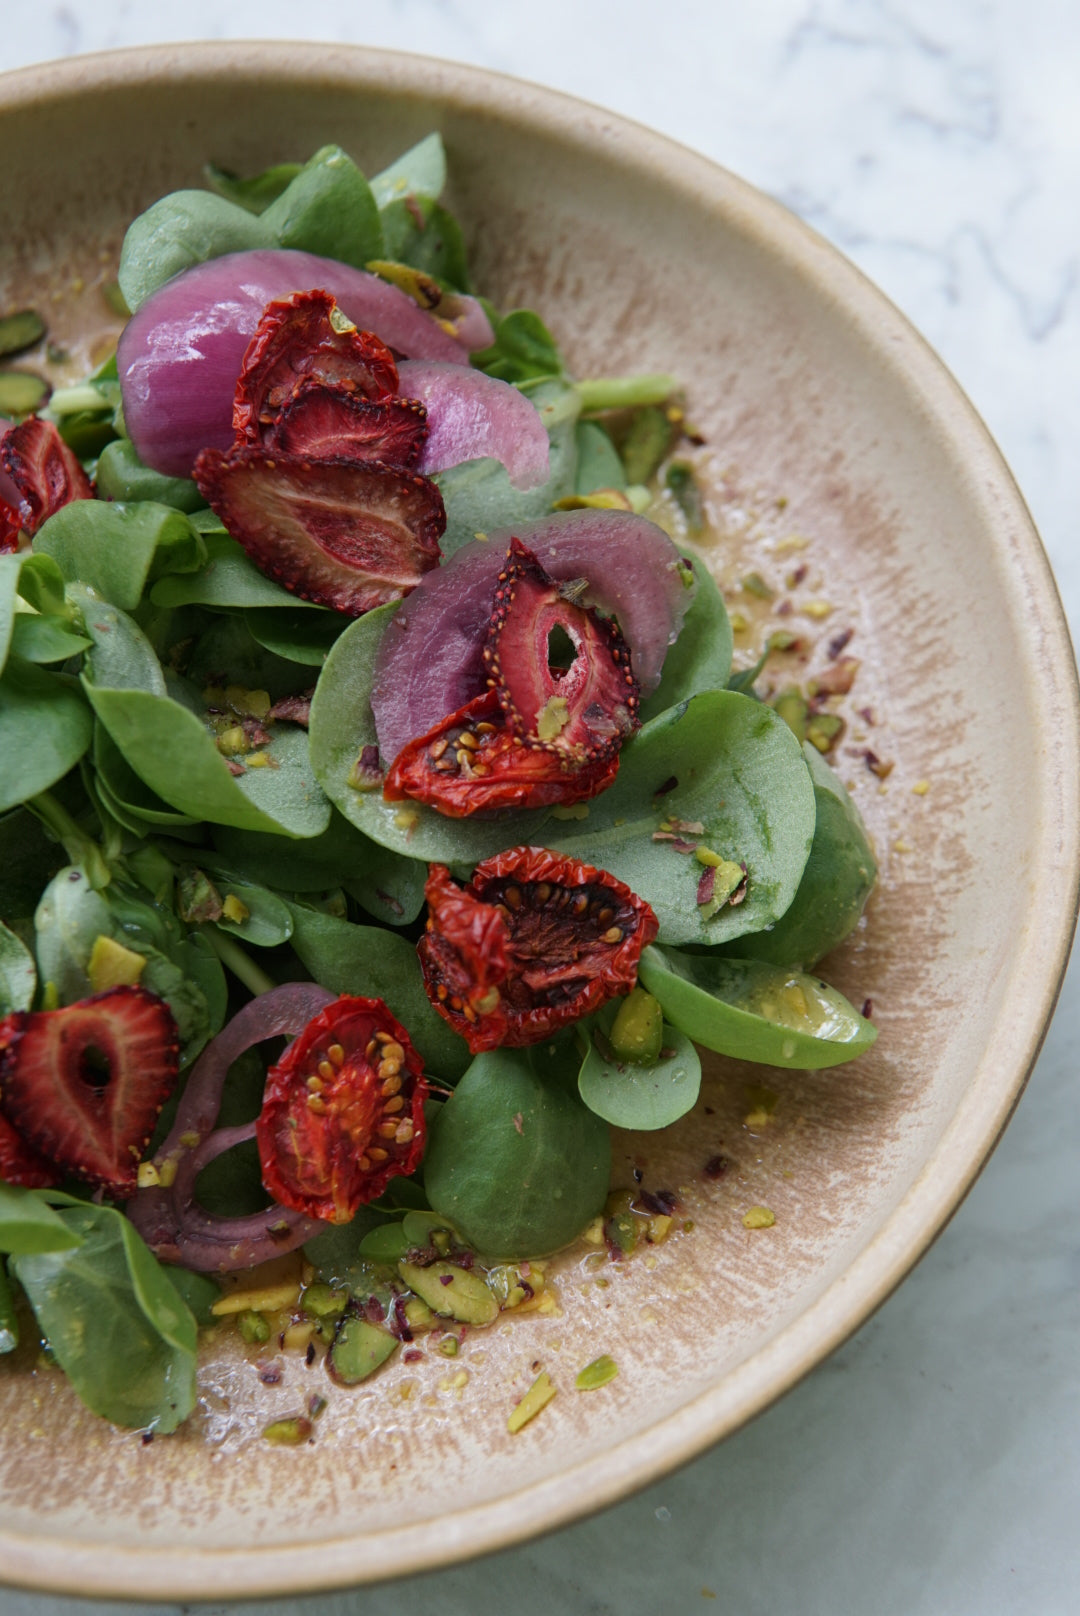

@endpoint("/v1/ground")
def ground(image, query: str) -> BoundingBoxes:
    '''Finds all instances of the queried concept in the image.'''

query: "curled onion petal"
[396,360,550,490]
[488,510,695,695]
[118,249,480,477]
[125,982,334,1273]
[447,298,496,352]
[371,541,509,765]
[371,511,693,761]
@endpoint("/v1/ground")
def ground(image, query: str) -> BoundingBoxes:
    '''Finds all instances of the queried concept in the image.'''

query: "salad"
[0,134,877,1439]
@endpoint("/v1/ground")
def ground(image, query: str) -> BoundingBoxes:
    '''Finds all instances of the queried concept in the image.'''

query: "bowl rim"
[1,38,1078,1602]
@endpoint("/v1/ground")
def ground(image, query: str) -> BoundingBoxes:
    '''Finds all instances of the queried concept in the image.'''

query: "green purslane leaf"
[34,501,206,612]
[435,379,581,558]
[371,132,447,208]
[577,1005,701,1130]
[212,877,294,949]
[1,551,70,675]
[424,1046,610,1260]
[183,610,313,703]
[0,917,37,1014]
[283,900,469,1080]
[85,684,331,839]
[719,743,876,970]
[245,606,352,668]
[550,691,817,947]
[74,586,168,696]
[470,309,564,385]
[210,813,426,927]
[0,807,66,929]
[0,1261,18,1354]
[574,420,627,495]
[93,723,201,829]
[308,604,550,865]
[0,1185,83,1257]
[7,613,91,665]
[10,1201,198,1433]
[639,557,732,722]
[149,531,325,611]
[94,439,205,513]
[638,945,877,1069]
[204,159,303,215]
[0,658,93,814]
[119,144,384,312]
[379,195,471,293]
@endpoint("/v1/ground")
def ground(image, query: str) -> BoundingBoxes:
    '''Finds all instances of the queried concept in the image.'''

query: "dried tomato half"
[269,379,428,470]
[484,538,639,764]
[383,689,619,816]
[256,995,427,1223]
[0,416,93,537]
[233,290,399,444]
[418,848,659,1050]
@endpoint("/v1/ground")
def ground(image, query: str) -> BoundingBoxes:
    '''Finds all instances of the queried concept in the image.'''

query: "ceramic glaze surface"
[0,42,1076,1603]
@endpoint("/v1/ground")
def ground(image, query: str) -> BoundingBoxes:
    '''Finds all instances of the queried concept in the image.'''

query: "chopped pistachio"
[329,1316,398,1384]
[211,1280,301,1317]
[221,893,250,925]
[507,1370,556,1433]
[136,1161,160,1189]
[0,370,50,414]
[224,684,271,720]
[575,1355,619,1391]
[912,779,930,795]
[282,1320,315,1353]
[403,1296,438,1332]
[609,987,664,1065]
[399,1261,498,1326]
[773,687,809,742]
[237,1310,271,1345]
[245,751,271,768]
[740,571,774,600]
[550,803,589,820]
[535,694,570,742]
[729,611,750,634]
[742,1206,776,1230]
[87,933,146,992]
[301,1284,348,1320]
[552,489,633,512]
[801,600,833,620]
[216,725,249,756]
[262,1416,312,1445]
[0,309,46,359]
[622,404,674,484]
[437,1335,460,1357]
[806,712,845,753]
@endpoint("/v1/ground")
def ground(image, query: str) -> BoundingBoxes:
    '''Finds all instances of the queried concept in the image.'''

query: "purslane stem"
[26,790,112,890]
[203,927,277,998]
[574,374,679,413]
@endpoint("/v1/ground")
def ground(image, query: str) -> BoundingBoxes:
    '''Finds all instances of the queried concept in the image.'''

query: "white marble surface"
[3,2,1079,1612]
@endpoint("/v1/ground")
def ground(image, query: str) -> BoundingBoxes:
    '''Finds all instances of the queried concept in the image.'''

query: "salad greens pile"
[0,132,877,1436]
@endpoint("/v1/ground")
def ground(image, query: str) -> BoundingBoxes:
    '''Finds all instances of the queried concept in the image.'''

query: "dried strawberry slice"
[256,995,427,1223]
[269,378,428,470]
[0,1106,61,1188]
[233,289,399,443]
[383,689,619,816]
[194,446,445,615]
[418,849,659,1050]
[0,988,180,1194]
[484,539,639,764]
[0,416,92,537]
[1,501,22,554]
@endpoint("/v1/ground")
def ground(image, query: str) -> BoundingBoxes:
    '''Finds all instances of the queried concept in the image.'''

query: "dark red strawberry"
[0,988,180,1195]
[0,416,93,537]
[233,290,399,444]
[0,1106,61,1188]
[484,539,639,764]
[383,688,620,816]
[194,446,445,615]
[1,502,21,554]
[269,380,428,470]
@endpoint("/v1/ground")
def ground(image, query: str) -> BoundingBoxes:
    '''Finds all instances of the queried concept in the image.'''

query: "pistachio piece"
[328,1315,398,1385]
[575,1355,618,1391]
[398,1261,498,1326]
[0,309,46,360]
[237,1310,270,1345]
[87,934,146,992]
[507,1370,556,1433]
[609,987,663,1065]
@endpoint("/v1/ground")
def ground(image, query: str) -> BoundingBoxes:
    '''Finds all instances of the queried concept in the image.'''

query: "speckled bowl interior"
[1,43,1077,1602]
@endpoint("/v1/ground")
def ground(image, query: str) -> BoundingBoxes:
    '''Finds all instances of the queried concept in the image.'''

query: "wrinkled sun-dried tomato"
[383,689,620,816]
[256,995,427,1223]
[0,416,93,537]
[233,289,399,444]
[418,848,659,1050]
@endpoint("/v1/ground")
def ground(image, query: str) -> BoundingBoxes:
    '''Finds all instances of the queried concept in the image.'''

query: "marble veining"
[2,3,1078,1613]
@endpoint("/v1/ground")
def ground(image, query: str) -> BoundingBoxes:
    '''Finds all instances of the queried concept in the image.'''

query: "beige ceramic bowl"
[1,42,1077,1602]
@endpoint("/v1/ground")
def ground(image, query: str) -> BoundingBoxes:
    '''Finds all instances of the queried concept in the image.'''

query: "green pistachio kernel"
[576,1354,619,1391]
[329,1316,398,1385]
[301,1283,348,1320]
[262,1416,313,1445]
[398,1261,499,1327]
[609,987,664,1066]
[237,1310,270,1345]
